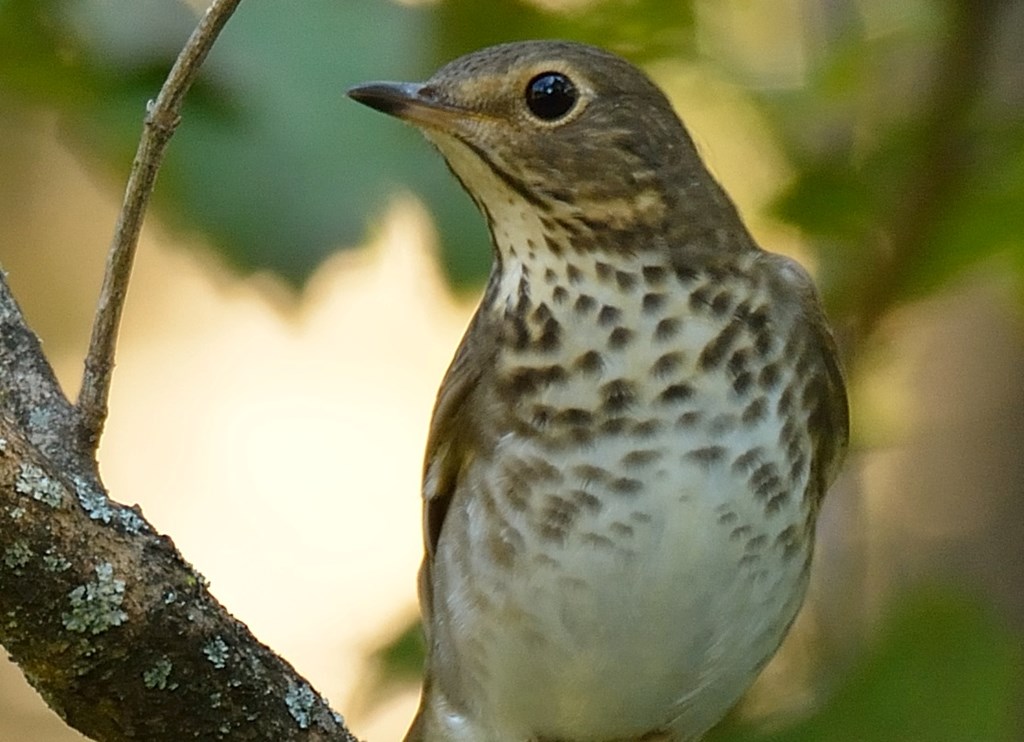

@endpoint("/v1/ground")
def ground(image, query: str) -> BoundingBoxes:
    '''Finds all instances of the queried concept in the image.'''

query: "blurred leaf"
[433,0,694,61]
[0,0,468,286]
[354,617,425,715]
[64,0,443,286]
[751,0,1024,323]
[0,0,100,103]
[371,618,426,685]
[708,589,1023,742]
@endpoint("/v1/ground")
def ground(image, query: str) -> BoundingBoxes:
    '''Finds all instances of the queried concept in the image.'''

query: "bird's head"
[349,41,729,227]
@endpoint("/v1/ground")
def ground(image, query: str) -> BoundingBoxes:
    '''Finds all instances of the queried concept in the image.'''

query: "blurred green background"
[1,0,1022,739]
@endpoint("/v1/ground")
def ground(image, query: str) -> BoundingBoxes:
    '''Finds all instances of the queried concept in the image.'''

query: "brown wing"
[760,253,850,507]
[417,307,495,630]
[422,310,491,555]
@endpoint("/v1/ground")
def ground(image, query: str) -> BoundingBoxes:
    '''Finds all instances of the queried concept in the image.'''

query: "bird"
[348,40,849,742]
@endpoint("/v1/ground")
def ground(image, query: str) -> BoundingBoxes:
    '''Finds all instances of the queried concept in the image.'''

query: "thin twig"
[76,0,245,454]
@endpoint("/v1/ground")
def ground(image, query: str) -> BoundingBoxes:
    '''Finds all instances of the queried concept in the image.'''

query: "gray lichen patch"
[71,475,146,533]
[314,694,344,726]
[3,541,33,572]
[42,548,71,573]
[15,463,64,507]
[62,562,128,635]
[143,657,176,690]
[202,635,230,669]
[284,679,315,729]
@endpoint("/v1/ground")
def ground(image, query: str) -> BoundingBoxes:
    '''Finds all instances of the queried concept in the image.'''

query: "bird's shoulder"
[755,251,850,498]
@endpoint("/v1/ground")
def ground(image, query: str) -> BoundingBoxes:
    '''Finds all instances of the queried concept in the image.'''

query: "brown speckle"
[642,265,667,285]
[488,533,517,567]
[542,365,569,386]
[732,447,763,473]
[554,408,593,427]
[688,285,713,310]
[710,291,733,317]
[595,261,614,281]
[675,411,702,428]
[543,232,564,256]
[608,326,634,350]
[601,379,637,412]
[650,352,684,378]
[642,292,665,313]
[766,491,790,514]
[750,462,782,493]
[571,489,602,513]
[655,318,680,341]
[573,464,611,484]
[552,286,569,304]
[699,316,744,370]
[742,397,767,424]
[610,522,634,538]
[598,305,622,326]
[506,368,540,396]
[531,303,553,324]
[531,405,554,429]
[615,270,638,291]
[633,419,664,438]
[777,387,794,416]
[574,294,597,314]
[544,494,579,526]
[730,524,752,541]
[717,510,738,525]
[775,525,801,559]
[582,532,615,549]
[621,449,662,468]
[674,265,699,284]
[535,317,562,353]
[601,417,629,435]
[755,331,774,357]
[539,524,567,544]
[658,383,694,404]
[567,263,583,284]
[533,553,559,567]
[789,452,807,480]
[573,350,604,375]
[558,575,589,591]
[732,371,754,396]
[686,446,726,465]
[610,477,643,495]
[728,348,750,375]
[526,458,564,484]
[747,306,770,331]
[759,363,780,390]
[504,485,529,513]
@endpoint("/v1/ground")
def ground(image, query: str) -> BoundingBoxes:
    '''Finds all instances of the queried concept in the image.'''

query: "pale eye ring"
[525,72,578,121]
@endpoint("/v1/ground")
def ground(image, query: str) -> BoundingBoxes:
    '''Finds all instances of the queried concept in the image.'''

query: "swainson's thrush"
[349,40,848,742]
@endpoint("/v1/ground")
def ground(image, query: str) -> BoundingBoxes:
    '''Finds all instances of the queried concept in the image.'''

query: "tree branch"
[0,400,355,741]
[0,1,364,738]
[76,0,244,455]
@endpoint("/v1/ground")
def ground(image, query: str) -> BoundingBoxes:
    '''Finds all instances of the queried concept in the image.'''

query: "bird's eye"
[525,72,578,121]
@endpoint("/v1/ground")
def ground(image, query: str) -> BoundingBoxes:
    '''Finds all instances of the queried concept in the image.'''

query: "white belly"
[430,293,813,740]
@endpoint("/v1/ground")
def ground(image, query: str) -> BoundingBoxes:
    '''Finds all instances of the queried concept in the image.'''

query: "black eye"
[525,72,578,121]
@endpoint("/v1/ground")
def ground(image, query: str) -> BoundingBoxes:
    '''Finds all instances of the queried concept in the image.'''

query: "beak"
[347,81,467,132]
